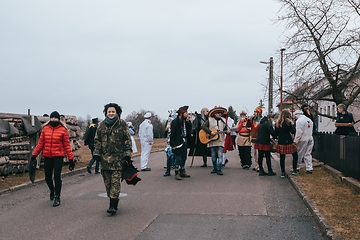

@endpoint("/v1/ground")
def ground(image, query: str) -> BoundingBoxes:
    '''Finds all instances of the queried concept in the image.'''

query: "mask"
[49,121,60,127]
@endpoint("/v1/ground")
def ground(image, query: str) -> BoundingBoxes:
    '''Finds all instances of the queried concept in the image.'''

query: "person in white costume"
[293,110,314,174]
[127,122,137,153]
[138,112,153,171]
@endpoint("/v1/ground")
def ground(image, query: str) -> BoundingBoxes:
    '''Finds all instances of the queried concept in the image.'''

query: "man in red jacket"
[31,111,75,207]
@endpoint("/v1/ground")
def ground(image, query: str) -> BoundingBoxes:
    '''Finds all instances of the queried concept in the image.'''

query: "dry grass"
[295,167,360,240]
[1,138,360,239]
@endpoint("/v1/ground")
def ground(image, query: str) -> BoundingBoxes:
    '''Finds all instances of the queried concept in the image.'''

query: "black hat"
[50,111,60,120]
[301,104,310,111]
[176,105,189,114]
[92,118,99,123]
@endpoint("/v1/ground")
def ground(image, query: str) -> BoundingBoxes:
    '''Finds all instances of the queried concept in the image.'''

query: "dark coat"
[83,123,98,149]
[256,117,276,145]
[275,121,296,145]
[170,116,192,155]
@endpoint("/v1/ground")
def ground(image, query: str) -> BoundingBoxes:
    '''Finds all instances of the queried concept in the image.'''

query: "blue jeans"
[210,146,223,171]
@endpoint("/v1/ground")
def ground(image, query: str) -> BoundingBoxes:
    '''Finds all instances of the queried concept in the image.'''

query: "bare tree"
[276,0,360,114]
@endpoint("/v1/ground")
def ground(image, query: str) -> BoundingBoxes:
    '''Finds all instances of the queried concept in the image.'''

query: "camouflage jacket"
[93,118,132,170]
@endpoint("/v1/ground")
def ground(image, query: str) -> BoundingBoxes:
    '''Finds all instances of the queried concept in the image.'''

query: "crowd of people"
[30,102,356,215]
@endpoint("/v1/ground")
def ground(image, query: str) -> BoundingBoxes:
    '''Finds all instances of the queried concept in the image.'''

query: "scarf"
[105,114,119,125]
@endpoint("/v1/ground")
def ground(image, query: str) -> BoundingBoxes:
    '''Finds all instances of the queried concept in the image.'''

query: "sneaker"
[210,169,217,174]
[291,170,299,175]
[217,170,223,175]
[305,170,313,174]
[87,166,91,174]
[163,172,171,177]
[280,172,286,178]
[200,164,207,167]
[243,165,250,169]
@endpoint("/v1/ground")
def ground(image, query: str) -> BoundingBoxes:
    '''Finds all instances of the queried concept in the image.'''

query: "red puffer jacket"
[32,123,74,160]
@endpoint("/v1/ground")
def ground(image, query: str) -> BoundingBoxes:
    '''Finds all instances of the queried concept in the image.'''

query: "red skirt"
[278,143,297,154]
[223,134,234,152]
[254,143,270,151]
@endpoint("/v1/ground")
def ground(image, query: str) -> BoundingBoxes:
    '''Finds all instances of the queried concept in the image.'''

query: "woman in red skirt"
[254,114,277,176]
[275,109,298,178]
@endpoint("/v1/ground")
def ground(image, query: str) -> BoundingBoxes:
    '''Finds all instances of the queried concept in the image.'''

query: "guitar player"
[201,106,230,175]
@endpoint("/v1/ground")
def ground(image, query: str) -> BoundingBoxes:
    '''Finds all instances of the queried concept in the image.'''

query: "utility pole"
[269,57,273,114]
[280,48,286,112]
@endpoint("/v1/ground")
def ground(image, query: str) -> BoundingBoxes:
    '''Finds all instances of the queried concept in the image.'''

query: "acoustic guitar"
[199,127,237,144]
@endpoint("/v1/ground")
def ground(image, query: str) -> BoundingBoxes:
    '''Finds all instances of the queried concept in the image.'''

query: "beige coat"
[236,121,252,147]
[204,117,227,148]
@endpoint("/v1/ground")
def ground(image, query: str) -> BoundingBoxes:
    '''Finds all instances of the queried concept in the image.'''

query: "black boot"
[180,169,190,178]
[201,156,207,167]
[259,169,268,176]
[50,190,54,201]
[107,198,118,214]
[53,196,61,207]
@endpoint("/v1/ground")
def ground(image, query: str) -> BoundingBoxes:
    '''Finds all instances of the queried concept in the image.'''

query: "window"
[320,108,322,122]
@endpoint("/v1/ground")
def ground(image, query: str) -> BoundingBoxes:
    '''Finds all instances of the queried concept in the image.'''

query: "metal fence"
[313,133,360,181]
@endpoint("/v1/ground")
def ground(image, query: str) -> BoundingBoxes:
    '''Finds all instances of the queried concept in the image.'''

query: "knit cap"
[50,111,60,120]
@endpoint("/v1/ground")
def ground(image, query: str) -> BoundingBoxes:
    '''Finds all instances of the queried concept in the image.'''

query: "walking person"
[293,110,314,174]
[170,106,192,180]
[84,118,100,174]
[201,106,230,175]
[30,111,75,207]
[93,103,132,214]
[138,112,153,171]
[275,109,298,178]
[254,114,277,176]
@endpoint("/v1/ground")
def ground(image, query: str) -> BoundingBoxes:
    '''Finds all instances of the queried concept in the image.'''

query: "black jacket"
[83,123,98,149]
[275,121,295,145]
[256,117,276,145]
[170,116,192,154]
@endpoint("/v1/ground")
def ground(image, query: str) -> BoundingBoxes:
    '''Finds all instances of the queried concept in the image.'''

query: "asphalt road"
[0,150,325,240]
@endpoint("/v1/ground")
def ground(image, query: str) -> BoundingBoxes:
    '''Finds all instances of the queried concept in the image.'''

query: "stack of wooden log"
[0,112,82,176]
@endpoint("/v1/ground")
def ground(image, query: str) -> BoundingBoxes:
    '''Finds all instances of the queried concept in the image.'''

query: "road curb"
[288,173,343,240]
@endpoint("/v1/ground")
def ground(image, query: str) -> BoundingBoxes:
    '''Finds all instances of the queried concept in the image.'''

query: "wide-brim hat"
[176,105,189,114]
[208,106,227,117]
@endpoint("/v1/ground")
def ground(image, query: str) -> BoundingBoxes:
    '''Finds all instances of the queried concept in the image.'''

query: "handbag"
[270,139,278,153]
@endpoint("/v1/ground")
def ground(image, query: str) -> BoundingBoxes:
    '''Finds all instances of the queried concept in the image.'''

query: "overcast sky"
[0,0,285,121]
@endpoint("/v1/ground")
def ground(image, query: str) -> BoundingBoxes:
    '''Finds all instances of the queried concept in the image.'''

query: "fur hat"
[176,105,189,114]
[50,111,60,120]
[208,106,227,117]
[144,112,152,118]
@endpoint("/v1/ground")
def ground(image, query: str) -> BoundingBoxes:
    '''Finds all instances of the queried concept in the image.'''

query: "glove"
[68,160,75,171]
[30,156,37,162]
[94,155,101,162]
[121,156,131,167]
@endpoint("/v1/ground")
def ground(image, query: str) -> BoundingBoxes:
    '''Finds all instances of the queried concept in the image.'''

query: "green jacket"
[93,118,132,170]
